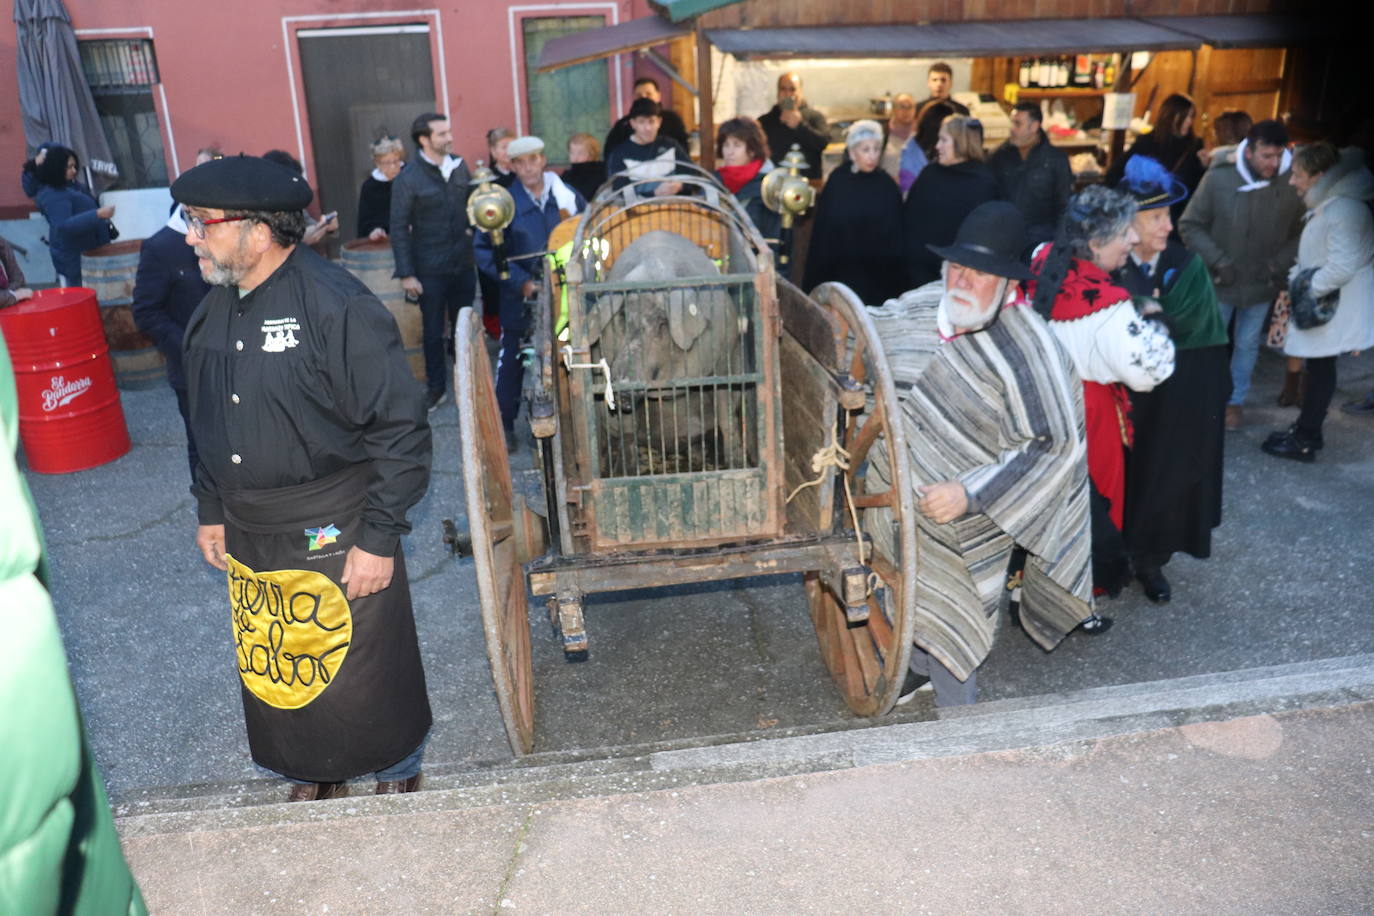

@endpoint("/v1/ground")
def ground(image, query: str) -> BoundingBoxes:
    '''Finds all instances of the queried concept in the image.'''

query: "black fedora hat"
[928,201,1033,281]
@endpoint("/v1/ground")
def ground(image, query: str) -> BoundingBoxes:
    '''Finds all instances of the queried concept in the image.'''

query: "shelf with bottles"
[1014,54,1120,93]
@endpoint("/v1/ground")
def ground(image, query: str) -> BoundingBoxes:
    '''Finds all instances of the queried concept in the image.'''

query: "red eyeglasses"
[181,207,250,239]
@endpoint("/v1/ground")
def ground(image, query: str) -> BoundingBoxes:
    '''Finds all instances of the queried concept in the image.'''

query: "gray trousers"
[909,645,978,707]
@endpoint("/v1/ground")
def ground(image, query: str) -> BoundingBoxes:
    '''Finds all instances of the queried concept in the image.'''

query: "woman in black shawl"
[803,119,905,304]
[901,114,1001,289]
[1114,155,1230,603]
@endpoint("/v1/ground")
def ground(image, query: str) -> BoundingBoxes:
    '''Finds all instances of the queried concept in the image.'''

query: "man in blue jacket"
[132,208,211,475]
[474,136,584,452]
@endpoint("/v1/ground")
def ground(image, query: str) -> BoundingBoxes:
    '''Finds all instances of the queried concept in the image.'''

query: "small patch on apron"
[226,553,352,710]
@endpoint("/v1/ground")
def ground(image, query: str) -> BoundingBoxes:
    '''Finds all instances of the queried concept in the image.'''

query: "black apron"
[221,463,431,782]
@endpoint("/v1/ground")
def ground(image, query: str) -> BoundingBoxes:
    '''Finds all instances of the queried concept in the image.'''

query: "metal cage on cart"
[454,166,921,754]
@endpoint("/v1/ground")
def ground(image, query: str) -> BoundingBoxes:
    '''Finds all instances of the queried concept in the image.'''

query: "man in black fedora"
[865,201,1101,708]
[173,154,433,801]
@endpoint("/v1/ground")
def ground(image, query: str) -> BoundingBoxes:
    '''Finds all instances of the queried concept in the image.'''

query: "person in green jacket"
[1178,118,1304,429]
[0,332,146,915]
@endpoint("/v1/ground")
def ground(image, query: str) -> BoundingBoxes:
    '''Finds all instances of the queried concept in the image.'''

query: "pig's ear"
[667,288,707,350]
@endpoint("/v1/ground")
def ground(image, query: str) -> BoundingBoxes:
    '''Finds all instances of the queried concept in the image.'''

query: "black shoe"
[1078,614,1113,635]
[1261,429,1318,463]
[1264,423,1323,450]
[895,669,931,706]
[1137,566,1171,603]
[426,390,448,413]
[1341,392,1374,415]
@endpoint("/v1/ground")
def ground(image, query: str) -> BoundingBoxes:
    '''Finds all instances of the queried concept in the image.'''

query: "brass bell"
[467,161,516,278]
[760,145,815,230]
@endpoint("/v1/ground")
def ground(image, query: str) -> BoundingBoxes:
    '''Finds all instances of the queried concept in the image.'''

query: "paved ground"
[116,698,1374,914]
[22,346,1374,801]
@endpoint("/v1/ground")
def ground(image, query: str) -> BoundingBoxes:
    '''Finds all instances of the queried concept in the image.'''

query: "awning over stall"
[537,14,691,73]
[1140,15,1328,50]
[705,17,1200,60]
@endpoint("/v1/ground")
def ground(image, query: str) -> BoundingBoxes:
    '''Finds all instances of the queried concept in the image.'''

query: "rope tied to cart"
[785,429,871,579]
[560,345,616,411]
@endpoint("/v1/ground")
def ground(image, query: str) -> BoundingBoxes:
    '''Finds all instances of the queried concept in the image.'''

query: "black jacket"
[184,245,430,555]
[988,130,1074,249]
[803,166,906,305]
[759,103,830,179]
[604,109,689,160]
[901,159,1001,289]
[388,154,473,278]
[356,175,393,237]
[131,225,211,390]
[562,160,607,203]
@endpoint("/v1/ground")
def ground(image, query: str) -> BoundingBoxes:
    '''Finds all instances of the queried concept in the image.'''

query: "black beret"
[171,154,313,211]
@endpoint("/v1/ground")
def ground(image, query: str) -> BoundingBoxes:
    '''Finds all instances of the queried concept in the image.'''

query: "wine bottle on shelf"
[1093,60,1105,90]
[1073,55,1091,87]
[1019,57,1031,88]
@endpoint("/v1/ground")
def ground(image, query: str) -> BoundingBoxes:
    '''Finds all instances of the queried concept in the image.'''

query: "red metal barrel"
[0,287,132,473]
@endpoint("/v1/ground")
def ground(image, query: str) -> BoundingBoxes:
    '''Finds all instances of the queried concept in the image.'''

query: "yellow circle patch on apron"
[226,553,353,710]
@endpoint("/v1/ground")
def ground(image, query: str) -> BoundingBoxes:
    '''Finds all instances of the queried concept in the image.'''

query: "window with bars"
[78,39,168,189]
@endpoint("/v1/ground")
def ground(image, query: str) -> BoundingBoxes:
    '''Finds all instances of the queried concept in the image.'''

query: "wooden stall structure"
[539,1,1344,176]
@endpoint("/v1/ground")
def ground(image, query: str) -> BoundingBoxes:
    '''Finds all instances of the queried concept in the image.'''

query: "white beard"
[941,286,995,331]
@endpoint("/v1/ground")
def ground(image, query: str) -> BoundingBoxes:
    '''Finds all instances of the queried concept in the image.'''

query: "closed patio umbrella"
[14,0,118,188]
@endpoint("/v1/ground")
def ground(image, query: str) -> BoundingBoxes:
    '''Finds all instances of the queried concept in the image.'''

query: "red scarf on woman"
[717,158,764,194]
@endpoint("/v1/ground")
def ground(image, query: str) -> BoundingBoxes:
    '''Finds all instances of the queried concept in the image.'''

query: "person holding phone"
[758,72,829,180]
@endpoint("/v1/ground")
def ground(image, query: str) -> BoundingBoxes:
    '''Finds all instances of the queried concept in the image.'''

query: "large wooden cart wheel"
[455,307,535,755]
[804,282,919,717]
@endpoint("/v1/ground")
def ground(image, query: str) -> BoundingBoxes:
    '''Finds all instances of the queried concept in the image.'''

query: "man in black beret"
[864,201,1101,710]
[173,155,434,801]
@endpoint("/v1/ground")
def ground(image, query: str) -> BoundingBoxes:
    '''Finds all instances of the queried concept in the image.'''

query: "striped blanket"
[867,282,1094,681]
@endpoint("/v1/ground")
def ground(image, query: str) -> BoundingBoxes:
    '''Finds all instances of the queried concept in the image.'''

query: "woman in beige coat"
[1263,143,1374,461]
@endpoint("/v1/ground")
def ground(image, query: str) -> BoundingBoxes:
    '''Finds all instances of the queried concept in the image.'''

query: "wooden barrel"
[340,239,424,381]
[81,239,167,390]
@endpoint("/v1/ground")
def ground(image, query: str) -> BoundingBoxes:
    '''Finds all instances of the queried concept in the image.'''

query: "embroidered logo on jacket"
[306,523,341,551]
[261,317,301,352]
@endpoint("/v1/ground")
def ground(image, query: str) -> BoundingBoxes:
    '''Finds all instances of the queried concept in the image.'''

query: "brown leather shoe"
[1224,405,1243,430]
[287,781,349,802]
[375,773,422,795]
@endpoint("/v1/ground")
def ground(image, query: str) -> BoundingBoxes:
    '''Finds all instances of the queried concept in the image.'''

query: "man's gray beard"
[195,244,248,287]
[942,286,996,331]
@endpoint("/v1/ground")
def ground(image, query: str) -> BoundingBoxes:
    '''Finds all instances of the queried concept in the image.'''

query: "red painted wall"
[2,0,657,214]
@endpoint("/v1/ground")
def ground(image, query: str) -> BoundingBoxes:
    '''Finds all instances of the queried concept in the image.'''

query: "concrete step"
[114,653,1374,839]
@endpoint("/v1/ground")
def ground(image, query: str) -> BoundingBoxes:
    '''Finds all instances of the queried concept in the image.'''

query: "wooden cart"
[455,170,919,754]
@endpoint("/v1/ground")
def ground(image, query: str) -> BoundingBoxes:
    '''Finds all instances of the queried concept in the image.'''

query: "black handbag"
[1289,266,1338,330]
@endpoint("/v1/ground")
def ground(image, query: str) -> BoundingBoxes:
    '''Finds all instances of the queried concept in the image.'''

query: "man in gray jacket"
[390,111,475,412]
[1180,119,1304,429]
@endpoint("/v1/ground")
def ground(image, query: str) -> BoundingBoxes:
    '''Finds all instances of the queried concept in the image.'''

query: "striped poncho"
[867,282,1094,681]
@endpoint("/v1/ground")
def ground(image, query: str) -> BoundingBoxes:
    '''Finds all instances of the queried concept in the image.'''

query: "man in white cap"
[474,136,585,450]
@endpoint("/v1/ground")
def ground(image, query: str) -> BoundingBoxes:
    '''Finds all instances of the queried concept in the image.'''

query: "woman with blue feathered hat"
[1115,155,1231,604]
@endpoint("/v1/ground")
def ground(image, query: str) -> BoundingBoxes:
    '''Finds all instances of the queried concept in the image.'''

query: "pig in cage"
[576,227,764,479]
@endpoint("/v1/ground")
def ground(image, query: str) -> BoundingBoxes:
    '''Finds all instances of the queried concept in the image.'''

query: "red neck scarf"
[717,158,764,194]
[1028,244,1133,322]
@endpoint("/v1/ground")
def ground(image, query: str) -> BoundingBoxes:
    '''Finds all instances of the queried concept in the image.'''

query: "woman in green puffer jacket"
[0,333,146,916]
